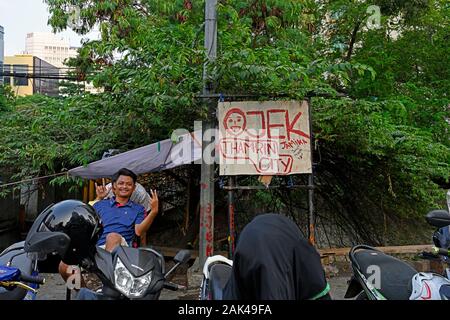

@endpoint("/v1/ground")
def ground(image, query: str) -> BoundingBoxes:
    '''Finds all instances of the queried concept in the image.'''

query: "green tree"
[0,0,448,246]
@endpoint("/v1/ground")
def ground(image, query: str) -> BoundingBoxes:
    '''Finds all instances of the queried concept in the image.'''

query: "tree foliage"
[0,0,448,245]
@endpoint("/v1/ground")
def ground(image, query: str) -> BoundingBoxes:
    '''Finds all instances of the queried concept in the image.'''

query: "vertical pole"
[82,182,88,203]
[307,98,315,246]
[227,176,236,258]
[308,174,315,245]
[88,180,95,201]
[199,0,217,268]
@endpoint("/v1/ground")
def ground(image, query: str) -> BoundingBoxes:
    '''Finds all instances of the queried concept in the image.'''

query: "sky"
[0,0,99,56]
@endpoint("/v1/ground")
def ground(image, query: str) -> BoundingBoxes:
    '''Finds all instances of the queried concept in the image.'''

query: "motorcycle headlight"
[114,258,152,298]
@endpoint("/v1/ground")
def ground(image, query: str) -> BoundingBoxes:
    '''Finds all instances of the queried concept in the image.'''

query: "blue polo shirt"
[93,197,146,246]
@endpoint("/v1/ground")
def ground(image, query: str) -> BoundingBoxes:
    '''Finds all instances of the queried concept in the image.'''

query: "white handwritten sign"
[218,101,312,175]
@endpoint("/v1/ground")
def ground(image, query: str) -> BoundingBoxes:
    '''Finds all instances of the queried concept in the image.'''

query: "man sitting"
[58,167,159,282]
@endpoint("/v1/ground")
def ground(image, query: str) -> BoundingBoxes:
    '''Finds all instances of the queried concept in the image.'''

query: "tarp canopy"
[69,131,202,179]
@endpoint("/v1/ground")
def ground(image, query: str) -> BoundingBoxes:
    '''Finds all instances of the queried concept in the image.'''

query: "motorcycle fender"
[344,276,363,298]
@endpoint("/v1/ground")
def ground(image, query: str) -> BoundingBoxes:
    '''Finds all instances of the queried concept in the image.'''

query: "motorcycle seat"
[354,248,417,300]
[209,263,232,300]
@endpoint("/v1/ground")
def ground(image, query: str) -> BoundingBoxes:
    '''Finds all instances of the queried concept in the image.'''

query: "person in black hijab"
[222,213,331,300]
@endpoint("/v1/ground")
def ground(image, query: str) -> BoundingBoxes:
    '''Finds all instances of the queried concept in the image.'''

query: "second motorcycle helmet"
[24,200,103,265]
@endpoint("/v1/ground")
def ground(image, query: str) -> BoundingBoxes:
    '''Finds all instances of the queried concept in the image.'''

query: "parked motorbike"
[345,209,450,300]
[0,241,45,300]
[22,199,190,300]
[199,213,332,300]
[199,255,233,300]
[73,246,191,300]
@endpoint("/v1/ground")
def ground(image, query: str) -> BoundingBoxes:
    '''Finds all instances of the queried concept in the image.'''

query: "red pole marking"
[201,201,214,257]
[206,231,213,242]
[267,109,286,139]
[309,223,315,246]
[229,203,235,254]
[206,244,213,257]
[201,183,208,189]
[229,205,235,233]
[203,215,212,228]
[206,216,212,229]
[286,111,310,140]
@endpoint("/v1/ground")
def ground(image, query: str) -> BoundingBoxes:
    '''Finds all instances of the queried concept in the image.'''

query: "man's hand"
[136,190,159,237]
[95,180,111,200]
[149,189,159,215]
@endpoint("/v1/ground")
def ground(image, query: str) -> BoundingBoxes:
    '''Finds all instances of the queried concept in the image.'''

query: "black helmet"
[24,200,103,265]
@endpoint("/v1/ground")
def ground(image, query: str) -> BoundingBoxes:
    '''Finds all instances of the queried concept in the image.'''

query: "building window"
[13,64,28,86]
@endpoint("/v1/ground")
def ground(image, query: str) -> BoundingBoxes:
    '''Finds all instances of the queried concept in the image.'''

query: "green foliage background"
[0,0,448,246]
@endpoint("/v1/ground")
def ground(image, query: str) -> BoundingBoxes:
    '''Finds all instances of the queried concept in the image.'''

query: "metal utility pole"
[227,176,236,258]
[307,98,315,246]
[199,0,217,267]
[308,173,315,245]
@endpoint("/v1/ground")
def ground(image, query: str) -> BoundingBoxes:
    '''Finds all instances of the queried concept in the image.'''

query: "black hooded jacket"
[222,214,329,300]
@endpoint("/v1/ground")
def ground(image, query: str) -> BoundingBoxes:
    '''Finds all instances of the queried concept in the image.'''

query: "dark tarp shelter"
[68,131,202,179]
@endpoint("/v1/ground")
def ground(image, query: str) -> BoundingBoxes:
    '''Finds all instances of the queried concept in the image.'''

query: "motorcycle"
[76,246,191,300]
[19,199,191,300]
[25,239,190,300]
[0,241,45,300]
[345,209,450,300]
[199,255,233,300]
[199,213,332,301]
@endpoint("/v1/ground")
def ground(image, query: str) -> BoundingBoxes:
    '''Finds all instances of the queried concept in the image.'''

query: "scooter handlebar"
[163,281,186,291]
[20,273,45,285]
[432,246,450,257]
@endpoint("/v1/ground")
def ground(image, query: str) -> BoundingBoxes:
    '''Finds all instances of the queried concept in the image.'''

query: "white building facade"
[24,32,78,68]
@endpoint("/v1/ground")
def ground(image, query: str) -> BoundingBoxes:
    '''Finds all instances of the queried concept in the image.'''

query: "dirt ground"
[35,262,351,300]
[34,251,439,300]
